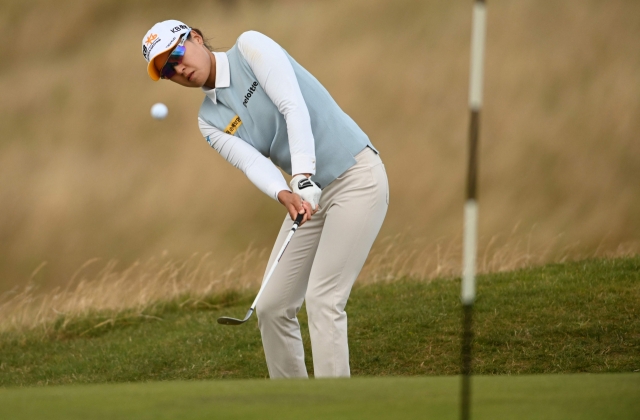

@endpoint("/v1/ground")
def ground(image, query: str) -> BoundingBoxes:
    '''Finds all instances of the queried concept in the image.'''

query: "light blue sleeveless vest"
[198,39,376,189]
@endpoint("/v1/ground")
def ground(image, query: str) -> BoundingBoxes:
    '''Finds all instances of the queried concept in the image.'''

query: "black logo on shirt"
[242,81,259,107]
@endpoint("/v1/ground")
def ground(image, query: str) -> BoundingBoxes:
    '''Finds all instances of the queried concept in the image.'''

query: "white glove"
[290,174,322,209]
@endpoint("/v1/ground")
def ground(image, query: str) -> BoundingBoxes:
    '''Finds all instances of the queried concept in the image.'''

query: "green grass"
[1,258,638,387]
[0,374,638,420]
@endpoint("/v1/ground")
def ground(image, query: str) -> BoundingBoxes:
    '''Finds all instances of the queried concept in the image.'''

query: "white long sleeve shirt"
[198,31,317,200]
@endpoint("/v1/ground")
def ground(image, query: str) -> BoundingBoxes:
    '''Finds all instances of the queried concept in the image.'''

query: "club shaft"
[250,215,303,310]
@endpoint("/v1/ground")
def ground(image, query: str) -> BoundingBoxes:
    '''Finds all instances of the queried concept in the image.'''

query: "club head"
[217,308,254,326]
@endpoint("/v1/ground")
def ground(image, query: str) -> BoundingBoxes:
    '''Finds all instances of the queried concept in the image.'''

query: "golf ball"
[151,103,168,120]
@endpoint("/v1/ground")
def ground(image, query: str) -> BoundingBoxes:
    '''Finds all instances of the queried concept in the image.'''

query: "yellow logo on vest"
[224,115,242,135]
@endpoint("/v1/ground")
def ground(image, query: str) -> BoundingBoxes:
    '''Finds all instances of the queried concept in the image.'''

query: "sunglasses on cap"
[160,29,191,80]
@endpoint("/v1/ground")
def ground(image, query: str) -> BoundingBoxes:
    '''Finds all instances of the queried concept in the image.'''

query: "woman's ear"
[189,30,204,46]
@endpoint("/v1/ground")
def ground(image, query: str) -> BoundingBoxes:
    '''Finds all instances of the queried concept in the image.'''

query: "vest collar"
[201,51,230,103]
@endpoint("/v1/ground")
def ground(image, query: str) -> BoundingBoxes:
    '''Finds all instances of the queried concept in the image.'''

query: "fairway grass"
[0,373,638,420]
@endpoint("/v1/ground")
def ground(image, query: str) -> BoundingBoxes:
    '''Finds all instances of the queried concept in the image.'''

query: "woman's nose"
[175,64,187,76]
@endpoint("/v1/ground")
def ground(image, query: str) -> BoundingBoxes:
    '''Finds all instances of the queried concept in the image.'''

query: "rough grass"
[1,374,639,420]
[0,257,638,387]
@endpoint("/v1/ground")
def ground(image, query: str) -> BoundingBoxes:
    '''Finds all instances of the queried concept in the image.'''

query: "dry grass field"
[1,0,638,297]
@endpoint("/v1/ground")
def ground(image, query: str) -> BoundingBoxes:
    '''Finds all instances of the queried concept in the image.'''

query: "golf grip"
[249,212,305,311]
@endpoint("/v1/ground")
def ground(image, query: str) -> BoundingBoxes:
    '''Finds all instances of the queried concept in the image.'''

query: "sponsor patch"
[224,115,243,135]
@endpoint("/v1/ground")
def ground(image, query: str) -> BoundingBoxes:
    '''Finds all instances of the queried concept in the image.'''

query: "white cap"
[141,20,191,81]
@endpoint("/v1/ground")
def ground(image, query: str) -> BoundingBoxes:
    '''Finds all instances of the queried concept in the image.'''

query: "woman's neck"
[204,51,217,89]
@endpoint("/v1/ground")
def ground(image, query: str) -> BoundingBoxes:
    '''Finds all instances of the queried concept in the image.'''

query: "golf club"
[217,212,305,326]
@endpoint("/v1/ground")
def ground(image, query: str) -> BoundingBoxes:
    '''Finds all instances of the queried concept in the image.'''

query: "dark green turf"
[0,374,638,420]
[1,257,638,386]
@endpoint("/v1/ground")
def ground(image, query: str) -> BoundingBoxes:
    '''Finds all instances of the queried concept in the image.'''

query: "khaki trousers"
[256,147,389,378]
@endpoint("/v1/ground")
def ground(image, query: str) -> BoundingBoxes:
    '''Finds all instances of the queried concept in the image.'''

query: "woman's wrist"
[277,190,292,204]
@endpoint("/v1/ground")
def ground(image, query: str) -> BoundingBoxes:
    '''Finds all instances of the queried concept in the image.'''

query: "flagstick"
[461,1,487,419]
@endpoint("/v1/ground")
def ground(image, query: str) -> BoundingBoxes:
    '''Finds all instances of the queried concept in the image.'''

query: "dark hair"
[190,27,214,51]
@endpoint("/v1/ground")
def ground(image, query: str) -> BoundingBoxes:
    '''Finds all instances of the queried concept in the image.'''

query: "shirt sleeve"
[198,118,291,201]
[237,31,317,176]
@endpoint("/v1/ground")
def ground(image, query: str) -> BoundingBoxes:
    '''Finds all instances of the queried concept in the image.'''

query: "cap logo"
[142,33,162,60]
[145,33,158,45]
[164,36,177,49]
[170,24,189,33]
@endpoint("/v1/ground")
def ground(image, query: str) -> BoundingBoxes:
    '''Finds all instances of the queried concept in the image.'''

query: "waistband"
[353,146,382,167]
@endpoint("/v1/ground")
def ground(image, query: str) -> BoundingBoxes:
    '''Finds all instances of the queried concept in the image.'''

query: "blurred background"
[1,0,639,291]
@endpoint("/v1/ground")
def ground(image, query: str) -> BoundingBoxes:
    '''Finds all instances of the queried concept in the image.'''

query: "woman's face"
[154,32,212,88]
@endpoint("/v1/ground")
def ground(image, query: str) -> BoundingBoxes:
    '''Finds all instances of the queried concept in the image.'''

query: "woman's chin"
[174,76,202,88]
[190,73,206,88]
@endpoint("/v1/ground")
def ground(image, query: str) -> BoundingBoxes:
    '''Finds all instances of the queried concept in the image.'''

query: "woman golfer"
[142,20,388,378]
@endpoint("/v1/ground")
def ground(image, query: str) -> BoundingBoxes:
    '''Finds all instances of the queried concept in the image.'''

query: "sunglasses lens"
[160,45,186,79]
[160,64,177,79]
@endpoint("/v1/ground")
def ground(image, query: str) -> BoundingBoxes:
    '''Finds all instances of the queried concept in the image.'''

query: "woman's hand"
[289,174,322,211]
[277,190,316,226]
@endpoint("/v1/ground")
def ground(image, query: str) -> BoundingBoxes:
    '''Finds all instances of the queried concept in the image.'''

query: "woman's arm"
[237,31,317,178]
[199,118,291,200]
[199,118,315,223]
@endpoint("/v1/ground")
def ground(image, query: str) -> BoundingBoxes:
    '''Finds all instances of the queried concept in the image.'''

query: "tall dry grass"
[0,0,639,290]
[2,229,636,334]
[0,247,267,333]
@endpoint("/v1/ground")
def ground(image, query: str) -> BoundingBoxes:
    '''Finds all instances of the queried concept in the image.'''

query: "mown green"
[1,257,638,387]
[1,374,639,420]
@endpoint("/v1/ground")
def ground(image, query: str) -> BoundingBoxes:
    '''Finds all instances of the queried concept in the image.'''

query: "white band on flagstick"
[462,200,478,305]
[469,1,487,111]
